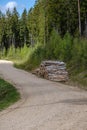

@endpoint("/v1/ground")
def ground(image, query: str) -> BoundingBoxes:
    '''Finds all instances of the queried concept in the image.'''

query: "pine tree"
[11,7,20,49]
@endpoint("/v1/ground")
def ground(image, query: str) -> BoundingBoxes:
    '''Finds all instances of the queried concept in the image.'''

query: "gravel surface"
[0,60,87,130]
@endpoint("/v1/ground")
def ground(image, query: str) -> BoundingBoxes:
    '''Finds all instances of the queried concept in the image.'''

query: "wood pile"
[33,61,68,82]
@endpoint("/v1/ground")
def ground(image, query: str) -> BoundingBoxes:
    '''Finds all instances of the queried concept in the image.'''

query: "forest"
[0,0,87,86]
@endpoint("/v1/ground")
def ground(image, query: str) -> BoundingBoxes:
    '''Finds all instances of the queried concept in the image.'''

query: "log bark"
[33,61,68,82]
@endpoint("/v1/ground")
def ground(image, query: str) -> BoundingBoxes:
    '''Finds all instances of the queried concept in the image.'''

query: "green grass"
[14,43,45,71]
[0,78,20,111]
[0,33,87,89]
[14,40,87,89]
[69,71,87,89]
[0,45,29,62]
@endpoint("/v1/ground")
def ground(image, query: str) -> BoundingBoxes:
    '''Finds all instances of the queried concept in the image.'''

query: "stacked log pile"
[33,61,68,82]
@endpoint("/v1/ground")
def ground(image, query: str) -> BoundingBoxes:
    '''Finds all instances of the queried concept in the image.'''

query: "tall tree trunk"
[78,0,81,36]
[85,14,87,38]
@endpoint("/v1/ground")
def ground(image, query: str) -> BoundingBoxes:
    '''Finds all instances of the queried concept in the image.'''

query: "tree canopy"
[0,0,87,53]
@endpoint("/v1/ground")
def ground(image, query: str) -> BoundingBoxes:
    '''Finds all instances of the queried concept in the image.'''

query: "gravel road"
[0,60,87,130]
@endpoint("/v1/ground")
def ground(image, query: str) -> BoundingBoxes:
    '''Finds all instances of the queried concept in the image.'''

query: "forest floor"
[0,60,87,130]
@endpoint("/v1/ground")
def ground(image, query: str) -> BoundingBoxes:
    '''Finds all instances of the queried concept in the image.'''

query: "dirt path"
[0,60,87,130]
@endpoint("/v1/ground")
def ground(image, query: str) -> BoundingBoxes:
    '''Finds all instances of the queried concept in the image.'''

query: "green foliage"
[0,0,87,56]
[45,30,62,59]
[15,32,87,74]
[70,71,87,89]
[15,43,46,70]
[20,32,87,87]
[0,78,20,111]
[70,37,87,71]
[45,31,73,62]
[49,32,87,73]
[0,0,87,88]
[0,45,29,62]
[60,33,73,61]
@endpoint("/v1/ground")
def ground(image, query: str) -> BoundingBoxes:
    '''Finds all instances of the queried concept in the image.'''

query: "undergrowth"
[0,45,29,62]
[0,32,87,88]
[15,32,87,87]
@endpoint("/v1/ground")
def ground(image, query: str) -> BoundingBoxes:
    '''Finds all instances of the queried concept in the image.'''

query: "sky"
[0,0,36,15]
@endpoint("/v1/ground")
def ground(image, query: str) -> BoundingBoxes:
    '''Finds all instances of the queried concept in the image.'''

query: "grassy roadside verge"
[68,71,87,90]
[1,33,87,89]
[14,43,87,89]
[0,78,20,111]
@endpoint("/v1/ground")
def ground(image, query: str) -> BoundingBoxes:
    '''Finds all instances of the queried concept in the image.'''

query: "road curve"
[0,60,87,130]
